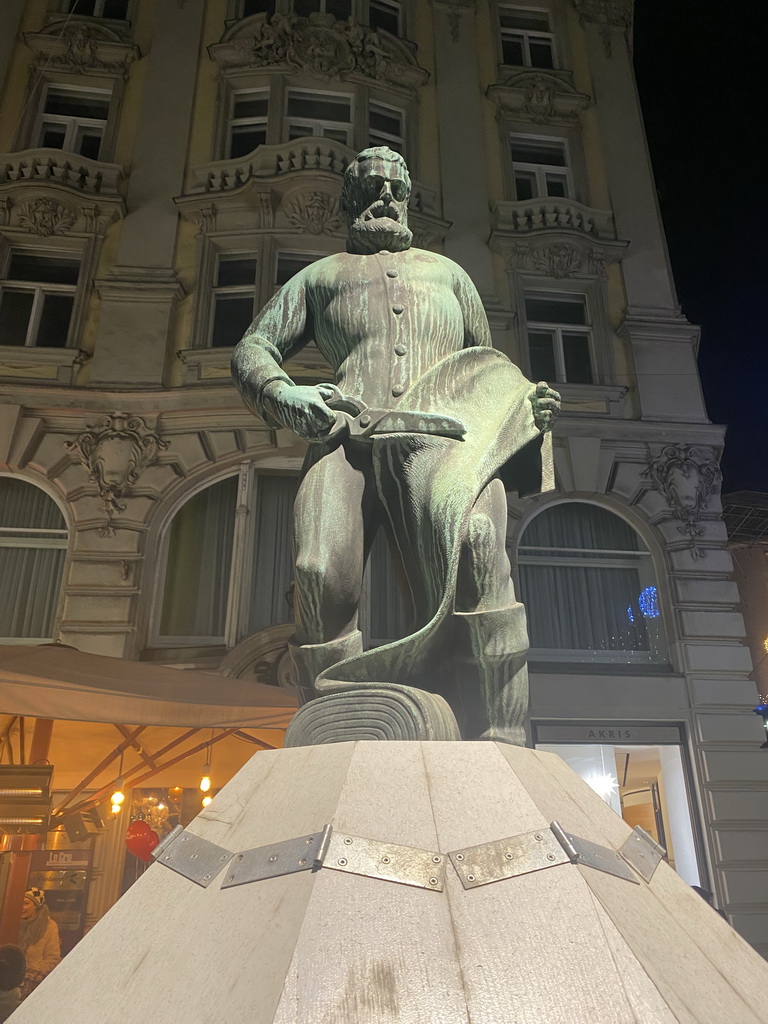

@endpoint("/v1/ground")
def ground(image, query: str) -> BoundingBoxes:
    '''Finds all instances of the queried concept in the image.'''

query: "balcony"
[491,198,614,239]
[0,149,123,196]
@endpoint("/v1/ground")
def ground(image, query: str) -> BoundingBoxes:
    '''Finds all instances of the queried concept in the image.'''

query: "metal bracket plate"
[151,825,233,888]
[551,821,639,884]
[220,827,330,888]
[448,828,569,889]
[620,826,666,882]
[324,831,445,891]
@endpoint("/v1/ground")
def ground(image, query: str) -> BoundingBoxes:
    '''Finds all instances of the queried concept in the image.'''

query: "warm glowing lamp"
[110,776,125,814]
[202,795,212,807]
[199,763,212,793]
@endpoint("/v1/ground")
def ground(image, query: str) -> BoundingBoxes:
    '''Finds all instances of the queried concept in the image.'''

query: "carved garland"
[65,413,169,537]
[646,444,722,558]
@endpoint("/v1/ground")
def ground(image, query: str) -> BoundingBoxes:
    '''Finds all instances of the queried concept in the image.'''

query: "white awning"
[0,645,297,729]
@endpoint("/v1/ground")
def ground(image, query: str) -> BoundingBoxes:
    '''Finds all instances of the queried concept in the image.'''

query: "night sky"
[633,0,767,494]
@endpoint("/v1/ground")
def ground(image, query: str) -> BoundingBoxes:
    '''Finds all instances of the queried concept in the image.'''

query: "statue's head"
[341,147,413,254]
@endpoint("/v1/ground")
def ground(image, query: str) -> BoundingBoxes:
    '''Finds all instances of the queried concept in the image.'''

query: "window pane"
[500,9,550,31]
[369,0,400,35]
[160,477,238,638]
[326,0,352,17]
[521,503,643,552]
[276,254,317,287]
[8,254,80,285]
[36,293,73,348]
[525,295,586,324]
[288,124,313,140]
[514,171,535,201]
[229,126,267,158]
[243,0,276,13]
[563,332,592,384]
[76,127,103,160]
[528,330,557,382]
[0,547,66,638]
[510,138,566,166]
[212,296,254,348]
[0,290,34,346]
[44,89,110,121]
[40,123,67,149]
[247,475,299,633]
[0,479,66,530]
[545,173,568,197]
[286,93,351,122]
[69,0,96,13]
[370,107,401,136]
[529,39,555,67]
[501,37,525,65]
[217,257,258,287]
[103,0,129,16]
[323,127,350,143]
[233,95,269,120]
[293,0,320,15]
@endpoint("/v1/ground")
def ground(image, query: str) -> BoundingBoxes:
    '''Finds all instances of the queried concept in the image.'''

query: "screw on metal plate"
[448,827,570,889]
[220,828,329,889]
[550,821,639,884]
[619,826,666,882]
[324,832,445,891]
[150,825,233,888]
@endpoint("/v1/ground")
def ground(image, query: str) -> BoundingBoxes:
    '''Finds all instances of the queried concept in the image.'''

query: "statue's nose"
[380,181,393,201]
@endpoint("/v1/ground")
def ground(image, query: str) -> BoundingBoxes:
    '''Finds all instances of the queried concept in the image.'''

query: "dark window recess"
[68,0,129,17]
[501,38,524,65]
[44,91,110,121]
[0,291,34,347]
[275,254,317,287]
[78,130,102,160]
[233,96,269,120]
[525,296,585,324]
[243,0,276,13]
[36,295,73,348]
[212,296,254,348]
[529,39,554,68]
[510,139,567,167]
[286,94,351,122]
[229,126,267,158]
[40,125,67,149]
[217,258,258,288]
[369,0,399,34]
[528,331,557,382]
[562,332,592,384]
[7,255,80,285]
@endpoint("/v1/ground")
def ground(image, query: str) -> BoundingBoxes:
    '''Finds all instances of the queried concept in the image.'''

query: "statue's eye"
[391,181,408,201]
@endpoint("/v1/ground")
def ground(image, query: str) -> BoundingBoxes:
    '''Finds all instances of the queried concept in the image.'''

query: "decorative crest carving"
[530,243,585,278]
[571,0,633,57]
[65,413,169,536]
[646,444,722,558]
[503,238,621,277]
[26,22,139,77]
[211,13,428,92]
[18,198,76,236]
[488,71,590,124]
[284,190,341,234]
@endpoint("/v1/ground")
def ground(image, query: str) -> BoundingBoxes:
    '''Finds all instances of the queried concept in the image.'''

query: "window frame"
[509,133,573,201]
[524,290,594,385]
[208,251,260,349]
[284,88,355,146]
[498,5,557,69]
[227,0,406,37]
[0,246,82,349]
[368,99,405,153]
[33,82,112,160]
[227,88,270,160]
[49,0,137,21]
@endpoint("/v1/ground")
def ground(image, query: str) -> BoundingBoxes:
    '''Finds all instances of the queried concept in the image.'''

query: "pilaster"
[0,0,25,97]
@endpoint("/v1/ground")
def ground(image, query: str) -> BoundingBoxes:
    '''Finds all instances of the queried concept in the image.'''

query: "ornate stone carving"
[646,444,722,558]
[18,198,76,236]
[571,0,633,57]
[530,243,585,278]
[283,190,342,234]
[65,413,169,536]
[488,71,590,125]
[504,238,623,277]
[26,23,140,77]
[210,13,428,92]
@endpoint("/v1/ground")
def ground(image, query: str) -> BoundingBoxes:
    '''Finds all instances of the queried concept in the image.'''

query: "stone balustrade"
[0,149,123,195]
[491,198,615,238]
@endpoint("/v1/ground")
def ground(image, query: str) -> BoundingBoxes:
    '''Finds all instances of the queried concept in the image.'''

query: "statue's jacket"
[232,247,554,722]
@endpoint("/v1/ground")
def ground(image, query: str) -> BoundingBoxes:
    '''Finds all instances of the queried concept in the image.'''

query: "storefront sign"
[533,723,683,745]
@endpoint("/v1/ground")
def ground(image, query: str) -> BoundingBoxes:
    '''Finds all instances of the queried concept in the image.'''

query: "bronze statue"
[232,147,559,745]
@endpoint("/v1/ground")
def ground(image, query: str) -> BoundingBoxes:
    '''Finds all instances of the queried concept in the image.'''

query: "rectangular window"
[525,293,592,384]
[0,252,80,348]
[36,85,111,159]
[369,0,401,35]
[241,0,276,14]
[499,7,555,68]
[369,102,404,154]
[210,255,258,348]
[274,252,319,290]
[285,90,353,145]
[510,136,570,200]
[228,90,269,159]
[293,0,352,16]
[68,0,129,16]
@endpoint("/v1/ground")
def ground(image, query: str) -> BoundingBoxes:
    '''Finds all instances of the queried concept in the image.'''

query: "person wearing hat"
[0,944,26,1021]
[18,888,60,998]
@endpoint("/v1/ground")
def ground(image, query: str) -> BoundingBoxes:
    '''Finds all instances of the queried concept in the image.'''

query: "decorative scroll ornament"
[571,0,632,57]
[26,23,139,77]
[646,444,722,558]
[211,13,428,92]
[283,190,341,234]
[18,198,76,236]
[65,413,169,536]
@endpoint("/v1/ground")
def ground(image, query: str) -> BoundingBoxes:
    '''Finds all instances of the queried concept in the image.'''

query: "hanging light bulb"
[111,771,125,814]
[199,763,211,793]
[202,795,212,807]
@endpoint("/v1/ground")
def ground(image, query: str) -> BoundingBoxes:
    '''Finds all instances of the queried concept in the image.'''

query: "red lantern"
[125,819,160,863]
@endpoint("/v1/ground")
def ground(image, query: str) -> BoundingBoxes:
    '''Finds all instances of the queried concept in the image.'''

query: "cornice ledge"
[25,20,141,78]
[487,71,591,124]
[617,308,701,345]
[95,267,185,303]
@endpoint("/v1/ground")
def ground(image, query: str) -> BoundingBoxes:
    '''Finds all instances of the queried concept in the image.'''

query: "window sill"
[555,381,628,417]
[0,345,86,384]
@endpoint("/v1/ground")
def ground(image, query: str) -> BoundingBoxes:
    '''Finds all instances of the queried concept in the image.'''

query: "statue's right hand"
[262,382,338,440]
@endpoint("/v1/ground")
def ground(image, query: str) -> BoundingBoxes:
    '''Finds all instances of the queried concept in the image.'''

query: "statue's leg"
[452,477,530,745]
[289,442,371,702]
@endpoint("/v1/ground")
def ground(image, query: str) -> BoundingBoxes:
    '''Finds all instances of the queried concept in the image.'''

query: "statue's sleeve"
[231,273,313,418]
[455,268,493,349]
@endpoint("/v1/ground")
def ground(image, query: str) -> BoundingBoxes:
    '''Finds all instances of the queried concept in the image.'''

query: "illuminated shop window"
[518,502,666,662]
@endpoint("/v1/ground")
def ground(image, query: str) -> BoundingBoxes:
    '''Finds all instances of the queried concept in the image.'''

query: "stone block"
[679,611,746,640]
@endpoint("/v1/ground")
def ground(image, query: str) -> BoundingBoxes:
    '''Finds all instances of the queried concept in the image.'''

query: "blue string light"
[639,586,659,618]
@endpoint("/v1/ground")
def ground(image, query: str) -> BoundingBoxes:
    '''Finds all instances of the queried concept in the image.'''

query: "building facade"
[1,0,766,953]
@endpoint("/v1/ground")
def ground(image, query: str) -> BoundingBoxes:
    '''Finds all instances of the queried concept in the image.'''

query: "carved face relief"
[342,147,413,254]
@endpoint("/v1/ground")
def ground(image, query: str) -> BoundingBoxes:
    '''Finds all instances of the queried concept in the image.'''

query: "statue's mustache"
[361,200,400,222]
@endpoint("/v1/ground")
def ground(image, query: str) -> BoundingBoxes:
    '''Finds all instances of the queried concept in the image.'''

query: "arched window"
[0,478,68,642]
[518,502,666,662]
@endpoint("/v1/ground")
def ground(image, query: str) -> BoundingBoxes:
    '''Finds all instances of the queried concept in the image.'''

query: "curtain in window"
[0,479,67,639]
[160,477,238,638]
[519,503,653,652]
[247,475,299,633]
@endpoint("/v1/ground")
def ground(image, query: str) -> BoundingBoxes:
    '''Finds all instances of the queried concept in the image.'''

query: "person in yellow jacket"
[18,888,60,998]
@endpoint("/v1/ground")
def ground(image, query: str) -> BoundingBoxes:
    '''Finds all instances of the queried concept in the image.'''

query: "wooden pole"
[28,718,54,766]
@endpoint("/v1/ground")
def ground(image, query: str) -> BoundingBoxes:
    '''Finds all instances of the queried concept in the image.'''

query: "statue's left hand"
[530,381,561,433]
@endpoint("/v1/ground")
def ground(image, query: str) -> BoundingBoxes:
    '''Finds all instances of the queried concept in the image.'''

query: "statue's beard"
[347,208,413,254]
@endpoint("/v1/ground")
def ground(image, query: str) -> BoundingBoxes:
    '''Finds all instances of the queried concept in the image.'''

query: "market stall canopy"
[0,645,297,729]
